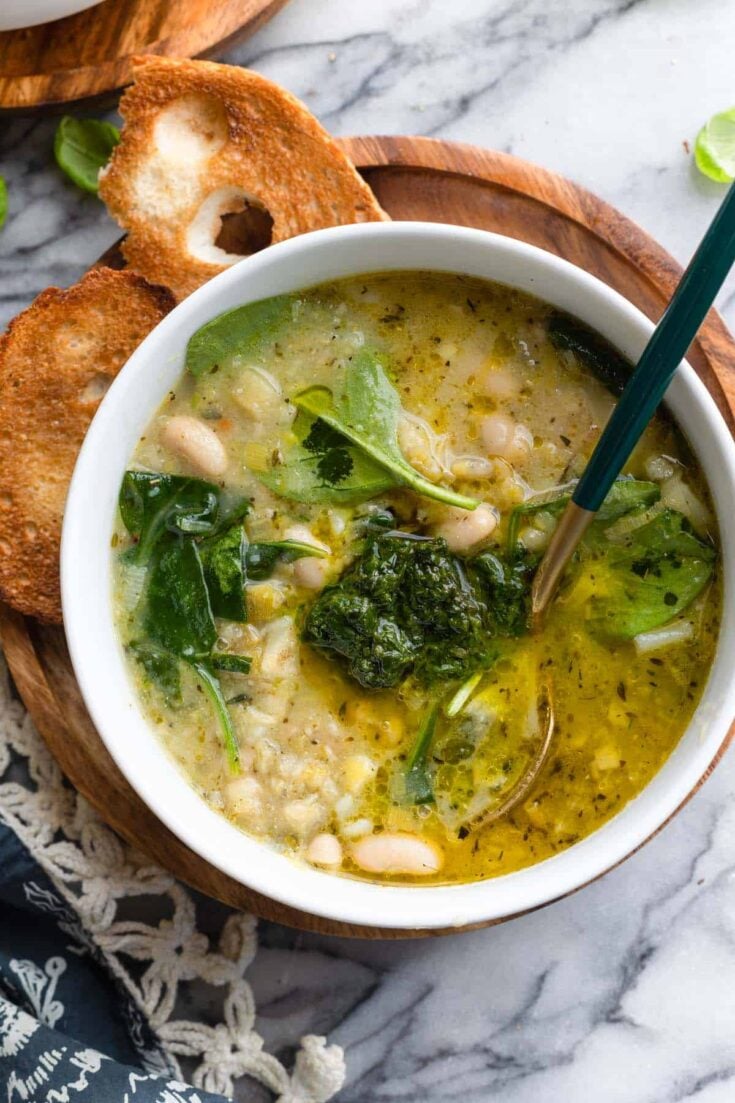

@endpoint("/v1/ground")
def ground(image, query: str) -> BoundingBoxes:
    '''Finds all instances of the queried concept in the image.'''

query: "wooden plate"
[2,135,734,937]
[0,0,288,113]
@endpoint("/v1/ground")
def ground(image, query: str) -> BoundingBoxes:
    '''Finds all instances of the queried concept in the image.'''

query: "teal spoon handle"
[573,183,735,512]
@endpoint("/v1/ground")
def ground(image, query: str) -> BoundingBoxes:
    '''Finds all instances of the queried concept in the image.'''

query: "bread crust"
[0,268,174,622]
[99,56,389,301]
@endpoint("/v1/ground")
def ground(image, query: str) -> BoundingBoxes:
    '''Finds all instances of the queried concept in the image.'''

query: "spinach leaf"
[596,478,661,523]
[404,704,440,805]
[186,294,295,378]
[244,539,327,581]
[610,508,715,563]
[259,410,395,504]
[211,495,251,534]
[585,509,715,639]
[128,641,181,705]
[54,116,120,194]
[547,311,632,396]
[189,661,240,771]
[200,523,247,621]
[143,538,216,659]
[506,476,660,554]
[120,472,221,563]
[294,349,479,510]
[118,470,252,773]
[210,653,252,674]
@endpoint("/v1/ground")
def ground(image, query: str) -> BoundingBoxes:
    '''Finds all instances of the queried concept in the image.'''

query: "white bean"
[350,833,443,875]
[477,366,522,401]
[306,833,343,868]
[161,415,228,478]
[520,526,549,553]
[451,455,495,480]
[283,796,324,836]
[433,502,498,552]
[283,524,331,590]
[293,556,330,590]
[224,776,262,819]
[398,415,448,482]
[480,413,533,463]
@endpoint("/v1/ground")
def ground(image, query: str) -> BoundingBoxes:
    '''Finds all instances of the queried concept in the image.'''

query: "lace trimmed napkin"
[0,654,345,1102]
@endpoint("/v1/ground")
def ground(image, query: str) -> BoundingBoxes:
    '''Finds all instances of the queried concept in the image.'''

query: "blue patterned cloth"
[0,821,229,1102]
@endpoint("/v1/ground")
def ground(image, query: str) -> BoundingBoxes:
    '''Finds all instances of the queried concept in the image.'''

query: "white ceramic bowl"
[61,222,735,932]
[0,0,105,31]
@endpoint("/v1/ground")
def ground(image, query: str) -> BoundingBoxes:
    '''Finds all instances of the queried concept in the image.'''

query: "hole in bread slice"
[187,186,273,265]
[215,200,273,256]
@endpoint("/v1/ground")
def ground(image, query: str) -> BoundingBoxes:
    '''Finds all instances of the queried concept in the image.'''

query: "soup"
[112,272,720,885]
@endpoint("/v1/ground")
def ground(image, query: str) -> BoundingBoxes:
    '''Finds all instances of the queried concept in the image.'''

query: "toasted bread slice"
[99,56,388,300]
[0,268,174,623]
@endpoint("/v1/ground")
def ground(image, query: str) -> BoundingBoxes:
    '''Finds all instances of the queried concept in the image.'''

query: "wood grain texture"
[2,135,734,937]
[0,0,288,113]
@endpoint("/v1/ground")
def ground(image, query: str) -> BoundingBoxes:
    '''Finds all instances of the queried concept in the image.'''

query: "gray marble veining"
[2,2,734,1100]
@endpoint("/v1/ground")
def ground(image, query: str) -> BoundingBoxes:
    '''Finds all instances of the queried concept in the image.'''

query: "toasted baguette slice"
[0,268,174,623]
[99,56,388,300]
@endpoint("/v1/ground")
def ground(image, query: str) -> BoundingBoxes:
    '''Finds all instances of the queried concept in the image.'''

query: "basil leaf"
[143,538,216,659]
[120,472,221,563]
[547,311,632,396]
[186,294,295,378]
[404,704,440,805]
[54,116,120,194]
[200,523,247,621]
[294,349,479,510]
[0,177,7,230]
[244,538,327,581]
[585,509,715,639]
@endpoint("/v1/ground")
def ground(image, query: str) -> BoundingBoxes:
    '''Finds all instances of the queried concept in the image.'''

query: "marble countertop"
[2,1,734,1100]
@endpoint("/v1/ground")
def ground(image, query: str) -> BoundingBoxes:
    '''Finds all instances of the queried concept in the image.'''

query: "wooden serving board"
[0,0,288,113]
[2,136,734,938]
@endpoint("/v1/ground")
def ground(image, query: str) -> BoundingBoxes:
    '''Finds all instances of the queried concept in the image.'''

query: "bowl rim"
[61,220,735,930]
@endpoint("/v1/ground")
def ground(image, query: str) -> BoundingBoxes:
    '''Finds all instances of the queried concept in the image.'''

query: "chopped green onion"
[445,672,482,718]
[404,703,439,805]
